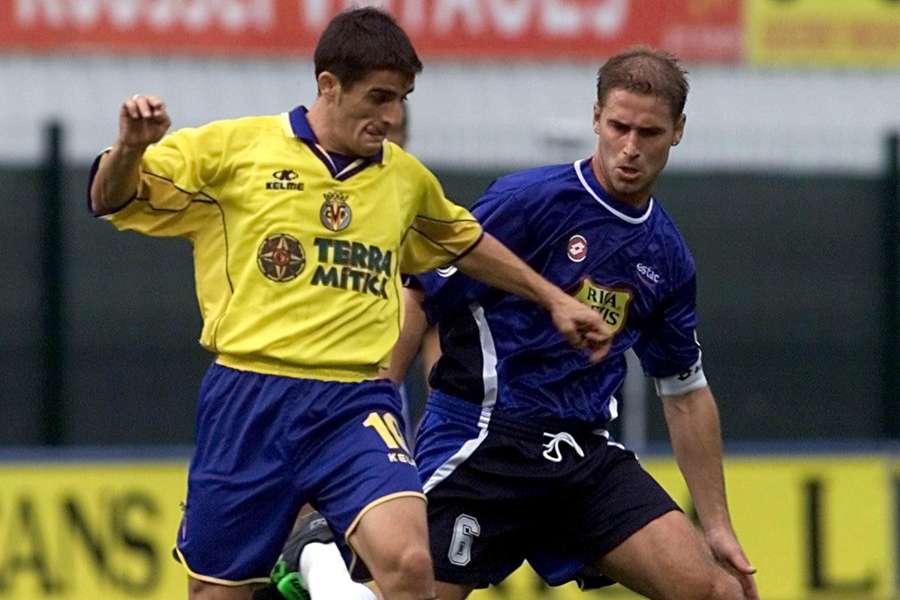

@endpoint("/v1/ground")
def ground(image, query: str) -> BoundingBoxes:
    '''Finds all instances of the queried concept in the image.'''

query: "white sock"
[300,542,377,600]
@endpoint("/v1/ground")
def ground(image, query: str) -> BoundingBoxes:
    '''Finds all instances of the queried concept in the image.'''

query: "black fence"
[2,125,897,445]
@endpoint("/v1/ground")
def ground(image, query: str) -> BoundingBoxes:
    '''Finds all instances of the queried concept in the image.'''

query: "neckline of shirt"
[287,106,384,180]
[573,158,654,225]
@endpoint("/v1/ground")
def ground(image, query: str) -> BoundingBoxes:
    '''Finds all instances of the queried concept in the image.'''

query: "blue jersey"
[415,159,704,427]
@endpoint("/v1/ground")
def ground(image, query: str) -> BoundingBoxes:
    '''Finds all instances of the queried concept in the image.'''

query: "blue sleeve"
[410,179,536,325]
[469,182,533,256]
[633,274,702,378]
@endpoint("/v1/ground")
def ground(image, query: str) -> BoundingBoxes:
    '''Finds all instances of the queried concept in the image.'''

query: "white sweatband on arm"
[653,357,708,397]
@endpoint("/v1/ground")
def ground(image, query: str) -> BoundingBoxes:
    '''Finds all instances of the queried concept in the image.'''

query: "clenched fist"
[118,94,170,151]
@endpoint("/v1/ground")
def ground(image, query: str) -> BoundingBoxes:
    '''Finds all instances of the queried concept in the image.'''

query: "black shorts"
[415,399,680,589]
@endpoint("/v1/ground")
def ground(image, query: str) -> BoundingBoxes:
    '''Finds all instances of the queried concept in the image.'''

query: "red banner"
[0,0,742,61]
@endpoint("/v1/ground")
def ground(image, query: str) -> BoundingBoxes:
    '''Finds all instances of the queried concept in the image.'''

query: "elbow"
[89,193,107,217]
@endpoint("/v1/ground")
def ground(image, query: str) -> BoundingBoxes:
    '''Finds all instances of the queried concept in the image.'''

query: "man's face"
[591,89,685,207]
[325,69,412,157]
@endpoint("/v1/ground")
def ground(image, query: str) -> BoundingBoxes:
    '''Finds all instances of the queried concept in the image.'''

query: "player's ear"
[317,71,341,100]
[592,102,602,134]
[672,113,686,146]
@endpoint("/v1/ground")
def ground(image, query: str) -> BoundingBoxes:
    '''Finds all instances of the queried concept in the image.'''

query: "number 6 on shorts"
[448,514,481,566]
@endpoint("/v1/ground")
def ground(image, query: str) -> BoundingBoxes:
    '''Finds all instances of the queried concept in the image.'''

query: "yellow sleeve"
[104,122,226,240]
[399,164,483,274]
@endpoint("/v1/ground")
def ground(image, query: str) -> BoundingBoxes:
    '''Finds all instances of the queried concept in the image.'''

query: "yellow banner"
[0,455,895,599]
[0,462,188,600]
[747,0,900,67]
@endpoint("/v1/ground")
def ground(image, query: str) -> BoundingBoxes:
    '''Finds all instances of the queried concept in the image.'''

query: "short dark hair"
[314,7,423,90]
[597,46,689,119]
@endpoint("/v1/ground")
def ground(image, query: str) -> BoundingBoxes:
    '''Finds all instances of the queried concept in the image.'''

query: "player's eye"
[369,91,393,104]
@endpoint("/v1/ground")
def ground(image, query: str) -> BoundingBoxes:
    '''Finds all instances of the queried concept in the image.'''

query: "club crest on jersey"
[567,235,588,262]
[573,278,632,333]
[320,191,352,231]
[257,233,306,282]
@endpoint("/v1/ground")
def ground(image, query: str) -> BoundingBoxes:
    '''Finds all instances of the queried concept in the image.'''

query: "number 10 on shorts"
[363,411,410,453]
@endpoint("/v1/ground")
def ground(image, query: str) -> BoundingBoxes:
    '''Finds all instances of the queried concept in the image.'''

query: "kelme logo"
[266,169,304,191]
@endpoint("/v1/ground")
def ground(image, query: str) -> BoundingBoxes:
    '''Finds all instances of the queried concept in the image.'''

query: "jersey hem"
[215,354,379,383]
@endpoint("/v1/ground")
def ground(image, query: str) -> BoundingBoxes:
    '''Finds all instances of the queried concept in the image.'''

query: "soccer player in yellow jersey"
[88,8,611,600]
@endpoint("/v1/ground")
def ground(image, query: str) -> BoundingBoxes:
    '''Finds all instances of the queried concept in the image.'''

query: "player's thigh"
[348,495,431,575]
[593,511,738,600]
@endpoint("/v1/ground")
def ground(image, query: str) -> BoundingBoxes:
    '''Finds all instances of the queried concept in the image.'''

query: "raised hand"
[118,94,171,151]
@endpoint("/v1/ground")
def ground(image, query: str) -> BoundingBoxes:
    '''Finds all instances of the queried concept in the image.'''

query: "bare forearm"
[90,144,145,215]
[663,386,734,534]
[92,94,171,215]
[383,287,429,385]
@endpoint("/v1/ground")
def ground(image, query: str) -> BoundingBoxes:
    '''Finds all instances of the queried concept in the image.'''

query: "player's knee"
[377,545,434,592]
[668,563,741,600]
[394,544,434,580]
[697,570,743,600]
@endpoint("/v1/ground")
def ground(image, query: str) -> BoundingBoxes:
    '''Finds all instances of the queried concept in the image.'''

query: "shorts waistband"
[428,390,609,440]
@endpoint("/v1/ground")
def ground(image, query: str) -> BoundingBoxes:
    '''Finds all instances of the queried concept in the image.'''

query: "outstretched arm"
[90,94,171,215]
[456,233,611,362]
[662,385,759,600]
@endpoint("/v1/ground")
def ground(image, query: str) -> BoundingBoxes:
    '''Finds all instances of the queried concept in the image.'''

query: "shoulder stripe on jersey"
[405,225,482,260]
[572,159,654,225]
[422,303,497,493]
[413,215,480,225]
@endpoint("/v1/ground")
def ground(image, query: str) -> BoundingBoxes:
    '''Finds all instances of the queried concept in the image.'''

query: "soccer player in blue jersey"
[87,8,611,600]
[397,47,758,600]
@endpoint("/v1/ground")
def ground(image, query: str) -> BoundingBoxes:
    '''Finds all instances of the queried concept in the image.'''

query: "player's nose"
[382,100,403,127]
[622,132,640,157]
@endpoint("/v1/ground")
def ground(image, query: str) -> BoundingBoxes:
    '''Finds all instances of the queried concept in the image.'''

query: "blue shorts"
[175,363,423,585]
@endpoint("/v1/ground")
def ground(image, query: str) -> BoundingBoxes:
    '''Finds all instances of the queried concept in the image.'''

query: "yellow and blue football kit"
[89,106,483,584]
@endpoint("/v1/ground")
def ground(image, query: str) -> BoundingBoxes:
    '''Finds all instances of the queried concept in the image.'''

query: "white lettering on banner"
[586,0,628,36]
[16,0,65,27]
[300,0,429,34]
[400,0,426,33]
[542,0,628,37]
[434,0,485,35]
[428,0,629,38]
[16,0,273,31]
[489,0,532,37]
[302,0,330,29]
[541,0,579,35]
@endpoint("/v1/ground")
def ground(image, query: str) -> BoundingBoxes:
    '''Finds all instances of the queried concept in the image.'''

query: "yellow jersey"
[100,107,482,382]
